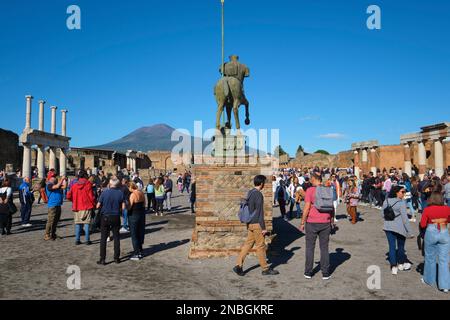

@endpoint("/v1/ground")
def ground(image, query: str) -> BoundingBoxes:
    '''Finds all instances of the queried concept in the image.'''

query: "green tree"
[314,149,330,155]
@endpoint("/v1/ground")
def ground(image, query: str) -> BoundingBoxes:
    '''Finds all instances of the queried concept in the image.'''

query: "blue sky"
[1,0,449,155]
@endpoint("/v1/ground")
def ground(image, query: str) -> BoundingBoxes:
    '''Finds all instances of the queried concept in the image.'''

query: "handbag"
[8,201,18,215]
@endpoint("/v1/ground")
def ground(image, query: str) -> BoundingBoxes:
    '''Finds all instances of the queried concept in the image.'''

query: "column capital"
[61,109,68,113]
[25,95,33,100]
[50,106,58,110]
[39,100,46,105]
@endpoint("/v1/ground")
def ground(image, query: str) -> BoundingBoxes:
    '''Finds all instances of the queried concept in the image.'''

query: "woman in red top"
[420,192,450,293]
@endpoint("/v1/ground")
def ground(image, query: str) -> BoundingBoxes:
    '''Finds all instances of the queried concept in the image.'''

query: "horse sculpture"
[214,76,250,131]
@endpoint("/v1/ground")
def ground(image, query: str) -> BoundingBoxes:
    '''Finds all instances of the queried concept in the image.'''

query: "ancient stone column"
[61,109,68,136]
[417,140,427,179]
[132,158,137,172]
[353,150,360,178]
[59,110,68,176]
[370,147,377,176]
[38,100,45,131]
[22,144,32,179]
[25,95,33,129]
[361,148,368,173]
[37,145,45,179]
[36,100,46,179]
[59,149,67,177]
[49,106,58,171]
[403,143,412,177]
[434,138,444,178]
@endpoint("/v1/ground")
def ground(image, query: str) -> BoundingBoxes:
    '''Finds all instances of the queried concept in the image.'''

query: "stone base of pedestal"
[188,162,273,259]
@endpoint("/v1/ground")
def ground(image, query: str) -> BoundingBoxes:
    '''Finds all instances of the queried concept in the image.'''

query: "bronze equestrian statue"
[214,55,250,131]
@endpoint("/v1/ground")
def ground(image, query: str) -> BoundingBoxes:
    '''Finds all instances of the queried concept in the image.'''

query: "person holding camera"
[44,171,67,241]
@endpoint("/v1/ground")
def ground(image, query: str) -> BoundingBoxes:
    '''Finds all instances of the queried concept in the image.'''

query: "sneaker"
[443,289,449,293]
[391,266,398,275]
[283,217,289,222]
[75,240,82,245]
[86,241,92,246]
[97,260,106,266]
[334,218,338,223]
[130,255,141,261]
[119,227,128,234]
[107,236,113,242]
[304,274,312,279]
[399,263,411,271]
[322,275,331,280]
[262,268,279,276]
[233,266,245,276]
[22,223,32,228]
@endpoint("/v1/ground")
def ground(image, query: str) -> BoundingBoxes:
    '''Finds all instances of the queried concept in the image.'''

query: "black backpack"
[383,200,400,221]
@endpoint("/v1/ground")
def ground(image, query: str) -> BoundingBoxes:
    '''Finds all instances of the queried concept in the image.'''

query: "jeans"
[447,198,450,207]
[20,202,32,224]
[305,223,331,276]
[100,214,121,261]
[156,197,164,213]
[122,209,129,229]
[128,212,146,255]
[385,230,407,267]
[423,225,449,290]
[165,191,172,210]
[406,199,415,218]
[146,193,156,211]
[296,203,302,218]
[75,224,90,242]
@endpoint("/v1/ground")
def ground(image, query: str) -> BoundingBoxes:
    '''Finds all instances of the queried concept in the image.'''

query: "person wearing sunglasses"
[382,185,414,275]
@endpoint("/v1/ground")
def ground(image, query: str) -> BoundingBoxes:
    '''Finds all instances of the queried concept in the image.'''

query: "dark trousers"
[156,198,164,213]
[20,202,32,224]
[100,215,121,261]
[0,213,8,234]
[278,199,286,217]
[146,193,156,211]
[305,223,331,276]
[385,230,406,267]
[5,213,12,233]
[128,213,146,255]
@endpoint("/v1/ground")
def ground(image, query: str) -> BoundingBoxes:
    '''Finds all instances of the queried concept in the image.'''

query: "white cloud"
[318,133,346,139]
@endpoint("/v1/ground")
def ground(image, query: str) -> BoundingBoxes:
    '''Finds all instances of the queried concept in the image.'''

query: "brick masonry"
[188,161,273,259]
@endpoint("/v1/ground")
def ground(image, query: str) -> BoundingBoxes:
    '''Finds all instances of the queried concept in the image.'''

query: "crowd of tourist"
[242,165,449,293]
[0,168,195,264]
[1,164,449,294]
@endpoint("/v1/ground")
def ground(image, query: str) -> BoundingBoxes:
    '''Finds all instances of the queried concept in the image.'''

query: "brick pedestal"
[188,161,273,259]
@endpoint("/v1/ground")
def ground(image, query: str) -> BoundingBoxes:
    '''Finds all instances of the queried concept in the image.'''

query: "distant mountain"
[88,123,266,155]
[89,124,188,152]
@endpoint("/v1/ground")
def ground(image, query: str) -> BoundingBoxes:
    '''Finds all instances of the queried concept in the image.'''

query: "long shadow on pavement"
[267,216,305,270]
[121,239,190,261]
[312,248,351,276]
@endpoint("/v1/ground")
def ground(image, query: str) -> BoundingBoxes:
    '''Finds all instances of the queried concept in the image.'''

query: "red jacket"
[68,178,96,211]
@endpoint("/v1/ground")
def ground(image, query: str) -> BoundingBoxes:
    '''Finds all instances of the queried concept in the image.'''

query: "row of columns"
[126,157,137,172]
[353,147,378,177]
[22,95,69,179]
[403,138,445,179]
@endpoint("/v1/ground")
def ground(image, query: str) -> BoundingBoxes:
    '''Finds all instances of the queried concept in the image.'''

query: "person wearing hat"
[44,172,67,241]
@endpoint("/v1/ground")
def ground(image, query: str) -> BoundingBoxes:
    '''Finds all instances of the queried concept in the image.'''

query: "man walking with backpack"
[233,175,279,276]
[300,173,335,280]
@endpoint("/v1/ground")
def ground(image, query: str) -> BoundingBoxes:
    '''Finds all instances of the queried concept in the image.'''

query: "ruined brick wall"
[0,128,21,171]
[189,163,273,258]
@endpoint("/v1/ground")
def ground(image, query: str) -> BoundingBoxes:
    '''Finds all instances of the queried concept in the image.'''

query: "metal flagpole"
[220,0,226,127]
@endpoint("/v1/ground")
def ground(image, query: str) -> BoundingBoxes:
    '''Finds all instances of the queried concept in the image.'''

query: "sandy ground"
[0,188,448,300]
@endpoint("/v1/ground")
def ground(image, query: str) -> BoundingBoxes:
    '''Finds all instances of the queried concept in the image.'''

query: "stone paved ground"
[0,187,448,300]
